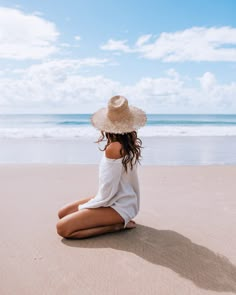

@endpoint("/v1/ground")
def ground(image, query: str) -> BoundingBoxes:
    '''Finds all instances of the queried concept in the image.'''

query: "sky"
[0,0,236,114]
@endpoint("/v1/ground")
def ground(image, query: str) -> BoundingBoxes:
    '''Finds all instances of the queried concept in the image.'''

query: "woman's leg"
[58,197,94,219]
[67,220,136,239]
[56,207,126,239]
[68,223,125,239]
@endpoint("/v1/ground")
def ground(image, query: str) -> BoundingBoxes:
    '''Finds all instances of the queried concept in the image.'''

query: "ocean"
[0,114,236,165]
[1,114,236,138]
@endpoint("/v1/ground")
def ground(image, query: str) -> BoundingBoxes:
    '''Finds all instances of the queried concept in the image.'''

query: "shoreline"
[1,135,236,165]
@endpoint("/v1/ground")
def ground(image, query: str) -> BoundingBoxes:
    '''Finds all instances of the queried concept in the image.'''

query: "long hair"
[95,130,144,173]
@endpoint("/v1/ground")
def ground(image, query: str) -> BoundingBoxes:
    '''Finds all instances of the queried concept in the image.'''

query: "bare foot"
[126,220,136,229]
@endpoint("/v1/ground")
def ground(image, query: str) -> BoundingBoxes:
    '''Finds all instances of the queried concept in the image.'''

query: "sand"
[0,164,236,295]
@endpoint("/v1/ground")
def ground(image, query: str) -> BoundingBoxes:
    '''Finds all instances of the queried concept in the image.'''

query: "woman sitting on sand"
[56,95,147,239]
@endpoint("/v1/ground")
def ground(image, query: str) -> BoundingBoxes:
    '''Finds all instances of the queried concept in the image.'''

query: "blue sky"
[0,0,236,113]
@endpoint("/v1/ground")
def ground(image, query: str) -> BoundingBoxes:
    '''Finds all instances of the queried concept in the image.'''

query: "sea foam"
[1,125,236,139]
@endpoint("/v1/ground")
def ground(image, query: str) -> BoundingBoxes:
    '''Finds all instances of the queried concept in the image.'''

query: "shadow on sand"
[62,224,236,293]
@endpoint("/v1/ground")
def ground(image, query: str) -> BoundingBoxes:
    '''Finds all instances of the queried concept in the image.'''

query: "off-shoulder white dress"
[78,152,140,229]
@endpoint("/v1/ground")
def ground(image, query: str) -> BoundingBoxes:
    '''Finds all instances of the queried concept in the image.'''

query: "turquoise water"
[0,114,236,138]
[1,114,236,126]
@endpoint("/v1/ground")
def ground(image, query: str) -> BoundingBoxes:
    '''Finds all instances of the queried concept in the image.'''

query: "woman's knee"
[56,219,70,238]
[57,203,78,219]
[56,219,85,239]
[58,208,65,219]
[57,197,93,219]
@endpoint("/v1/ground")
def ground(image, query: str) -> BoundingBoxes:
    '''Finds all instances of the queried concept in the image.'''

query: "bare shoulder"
[105,141,123,159]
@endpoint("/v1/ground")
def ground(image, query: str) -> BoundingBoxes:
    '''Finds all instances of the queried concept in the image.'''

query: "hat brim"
[91,105,147,134]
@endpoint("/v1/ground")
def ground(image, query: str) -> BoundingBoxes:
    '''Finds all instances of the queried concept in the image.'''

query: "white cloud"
[197,72,236,109]
[0,6,59,59]
[100,39,132,53]
[0,58,117,112]
[0,62,236,113]
[23,58,110,76]
[74,35,81,41]
[101,26,236,62]
[60,43,71,48]
[135,34,152,47]
[198,72,216,90]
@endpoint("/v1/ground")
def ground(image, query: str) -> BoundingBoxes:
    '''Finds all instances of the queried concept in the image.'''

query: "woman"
[56,95,147,239]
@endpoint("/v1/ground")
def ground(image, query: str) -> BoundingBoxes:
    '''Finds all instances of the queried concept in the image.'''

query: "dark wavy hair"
[95,130,144,173]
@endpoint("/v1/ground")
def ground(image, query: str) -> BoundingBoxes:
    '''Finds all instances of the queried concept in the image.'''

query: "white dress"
[78,152,140,229]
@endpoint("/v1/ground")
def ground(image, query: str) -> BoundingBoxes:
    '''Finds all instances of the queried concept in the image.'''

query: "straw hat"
[91,95,147,134]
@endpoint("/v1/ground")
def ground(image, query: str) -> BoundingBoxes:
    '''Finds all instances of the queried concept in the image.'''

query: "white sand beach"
[0,164,235,295]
